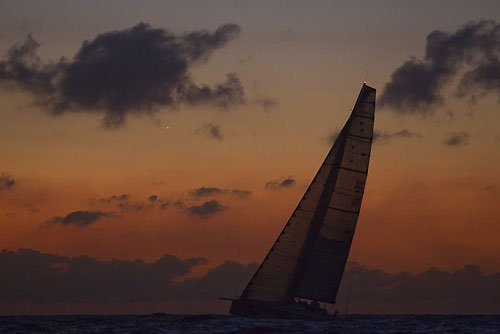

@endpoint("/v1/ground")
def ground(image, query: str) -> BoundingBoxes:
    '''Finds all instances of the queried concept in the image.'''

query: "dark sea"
[1,314,499,333]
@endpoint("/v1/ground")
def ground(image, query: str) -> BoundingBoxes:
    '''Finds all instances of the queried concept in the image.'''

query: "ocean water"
[0,314,499,333]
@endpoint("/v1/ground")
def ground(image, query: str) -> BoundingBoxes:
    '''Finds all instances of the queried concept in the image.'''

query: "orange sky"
[1,1,500,283]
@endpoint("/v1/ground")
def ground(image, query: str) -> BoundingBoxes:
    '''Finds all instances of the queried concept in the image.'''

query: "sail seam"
[339,166,368,174]
[347,136,371,144]
[348,134,372,141]
[328,206,360,214]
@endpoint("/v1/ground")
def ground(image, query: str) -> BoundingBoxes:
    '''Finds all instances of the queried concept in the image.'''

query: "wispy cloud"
[230,189,252,198]
[265,178,296,190]
[189,187,225,197]
[443,131,469,147]
[96,194,169,211]
[374,129,422,144]
[189,187,252,198]
[45,210,115,227]
[186,200,228,219]
[0,172,16,191]
[195,123,224,140]
[98,194,129,205]
[253,96,278,113]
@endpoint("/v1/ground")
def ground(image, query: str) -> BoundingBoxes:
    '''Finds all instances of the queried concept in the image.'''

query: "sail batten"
[232,83,376,313]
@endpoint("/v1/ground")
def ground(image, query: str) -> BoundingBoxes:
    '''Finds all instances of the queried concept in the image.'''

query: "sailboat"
[223,83,376,320]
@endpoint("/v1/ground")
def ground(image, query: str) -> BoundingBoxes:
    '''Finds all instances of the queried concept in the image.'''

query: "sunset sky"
[1,1,500,314]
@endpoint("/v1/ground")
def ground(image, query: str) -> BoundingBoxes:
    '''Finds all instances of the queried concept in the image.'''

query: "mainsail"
[230,83,376,317]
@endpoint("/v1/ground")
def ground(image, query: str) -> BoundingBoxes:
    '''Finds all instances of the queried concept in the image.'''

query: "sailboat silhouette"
[223,83,376,320]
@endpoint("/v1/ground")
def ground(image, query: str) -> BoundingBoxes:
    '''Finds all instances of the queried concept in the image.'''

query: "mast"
[232,83,376,311]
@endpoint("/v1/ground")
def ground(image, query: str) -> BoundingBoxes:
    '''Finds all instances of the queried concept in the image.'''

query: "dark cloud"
[172,200,186,209]
[0,248,256,305]
[146,194,170,209]
[230,189,252,198]
[380,20,500,116]
[456,56,500,101]
[45,210,114,227]
[373,129,422,144]
[186,200,228,219]
[253,96,278,112]
[189,187,252,198]
[183,73,244,110]
[0,23,244,129]
[0,172,16,190]
[337,262,500,314]
[132,203,146,211]
[98,194,129,204]
[443,131,469,146]
[379,58,443,115]
[190,187,225,197]
[265,178,296,190]
[195,122,224,140]
[97,194,169,211]
[280,179,296,187]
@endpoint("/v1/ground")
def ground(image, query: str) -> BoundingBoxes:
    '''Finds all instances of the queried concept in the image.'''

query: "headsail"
[231,83,376,314]
[294,84,375,303]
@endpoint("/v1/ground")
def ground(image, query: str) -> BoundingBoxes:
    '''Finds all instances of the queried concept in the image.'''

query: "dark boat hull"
[230,299,336,321]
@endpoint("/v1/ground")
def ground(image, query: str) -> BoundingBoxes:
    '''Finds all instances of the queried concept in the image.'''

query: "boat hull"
[230,299,336,321]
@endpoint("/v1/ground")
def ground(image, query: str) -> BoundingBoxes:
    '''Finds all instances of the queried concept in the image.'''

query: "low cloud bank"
[0,249,256,305]
[1,249,499,314]
[337,262,500,314]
